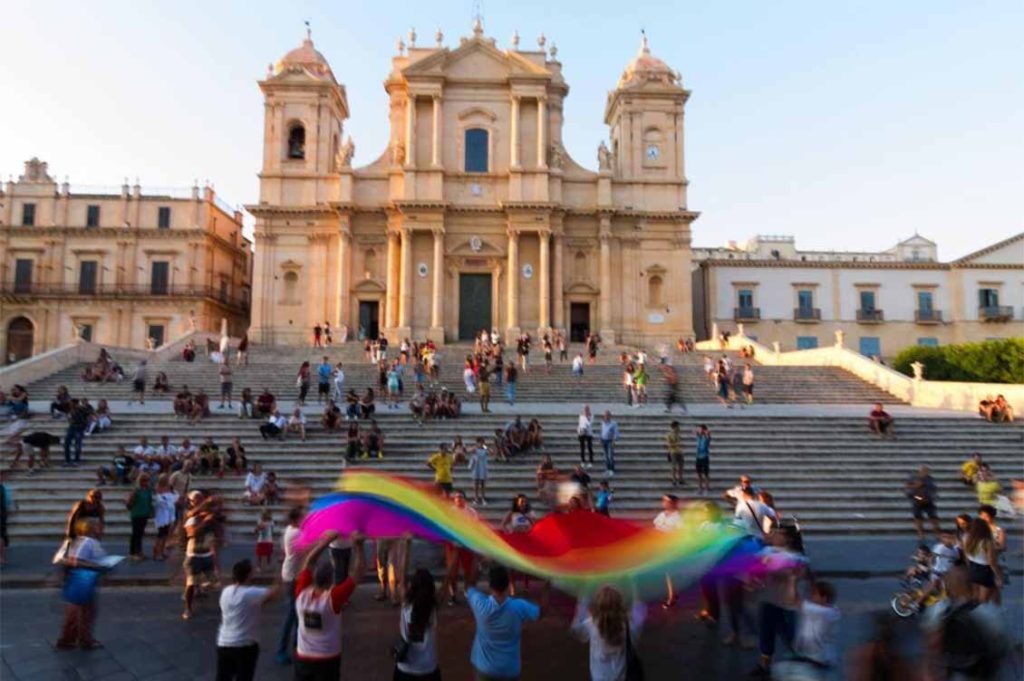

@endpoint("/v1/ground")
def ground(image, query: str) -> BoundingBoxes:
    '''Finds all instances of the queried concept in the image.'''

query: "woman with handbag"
[393,569,441,680]
[570,586,646,681]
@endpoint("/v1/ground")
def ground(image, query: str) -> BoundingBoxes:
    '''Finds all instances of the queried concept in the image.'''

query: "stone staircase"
[25,343,899,405]
[4,409,1020,543]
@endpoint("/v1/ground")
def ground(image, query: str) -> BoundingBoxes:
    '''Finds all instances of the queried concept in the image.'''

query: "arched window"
[283,271,299,303]
[287,123,306,160]
[648,275,664,307]
[464,128,489,172]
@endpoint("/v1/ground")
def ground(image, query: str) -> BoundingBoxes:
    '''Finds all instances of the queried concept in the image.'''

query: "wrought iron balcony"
[733,306,761,321]
[979,305,1013,322]
[856,309,884,323]
[914,309,943,324]
[0,282,249,312]
[794,307,821,322]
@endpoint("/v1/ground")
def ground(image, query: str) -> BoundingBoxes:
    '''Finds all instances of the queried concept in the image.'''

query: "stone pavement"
[1,578,1021,681]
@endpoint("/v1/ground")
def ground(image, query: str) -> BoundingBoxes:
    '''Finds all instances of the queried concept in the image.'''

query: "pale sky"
[1,1,1021,260]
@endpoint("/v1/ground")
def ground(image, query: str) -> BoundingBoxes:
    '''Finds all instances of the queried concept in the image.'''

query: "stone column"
[510,96,521,168]
[599,219,614,342]
[536,96,547,169]
[431,95,442,168]
[404,94,416,169]
[335,227,351,336]
[385,228,400,328]
[398,227,413,330]
[506,229,520,334]
[430,227,445,339]
[538,230,550,331]
[553,232,564,330]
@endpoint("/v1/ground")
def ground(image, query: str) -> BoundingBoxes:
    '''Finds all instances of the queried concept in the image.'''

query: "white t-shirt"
[133,444,155,457]
[734,499,775,536]
[69,536,107,564]
[289,413,307,426]
[281,525,303,581]
[245,472,267,494]
[154,491,179,529]
[577,414,593,436]
[931,542,959,576]
[217,584,268,647]
[653,510,681,532]
[572,356,584,372]
[792,600,841,666]
[397,606,439,675]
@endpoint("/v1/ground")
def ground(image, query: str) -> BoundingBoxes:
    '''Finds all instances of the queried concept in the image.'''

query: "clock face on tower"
[646,144,660,161]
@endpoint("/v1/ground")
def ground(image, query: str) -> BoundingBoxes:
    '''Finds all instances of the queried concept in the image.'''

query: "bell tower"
[257,28,349,206]
[604,34,690,211]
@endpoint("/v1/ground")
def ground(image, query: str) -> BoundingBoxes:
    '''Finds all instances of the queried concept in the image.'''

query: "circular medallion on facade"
[417,262,429,277]
[469,236,483,252]
[470,183,483,197]
[522,263,534,279]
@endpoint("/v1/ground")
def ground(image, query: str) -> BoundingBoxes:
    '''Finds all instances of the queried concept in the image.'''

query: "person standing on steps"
[469,437,490,505]
[219,356,234,410]
[125,473,154,562]
[666,421,685,487]
[316,356,332,405]
[660,363,686,414]
[478,362,492,413]
[505,363,518,406]
[276,506,305,665]
[130,359,147,405]
[64,400,91,467]
[600,411,620,477]
[323,322,332,346]
[312,323,323,348]
[695,424,712,495]
[905,465,941,542]
[236,334,249,366]
[742,363,755,405]
[331,362,346,402]
[577,405,595,469]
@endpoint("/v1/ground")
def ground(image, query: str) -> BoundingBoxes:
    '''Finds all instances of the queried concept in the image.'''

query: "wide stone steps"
[4,411,1020,541]
[29,365,897,406]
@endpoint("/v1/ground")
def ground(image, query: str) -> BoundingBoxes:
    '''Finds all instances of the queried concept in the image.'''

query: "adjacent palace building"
[0,158,252,362]
[247,24,698,346]
[2,23,1020,363]
[693,232,1024,358]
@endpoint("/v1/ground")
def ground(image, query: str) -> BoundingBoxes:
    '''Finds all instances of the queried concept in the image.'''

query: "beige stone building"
[693,232,1024,357]
[248,24,698,345]
[0,158,252,362]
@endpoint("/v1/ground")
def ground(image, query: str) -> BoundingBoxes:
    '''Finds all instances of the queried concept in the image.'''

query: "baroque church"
[247,21,698,345]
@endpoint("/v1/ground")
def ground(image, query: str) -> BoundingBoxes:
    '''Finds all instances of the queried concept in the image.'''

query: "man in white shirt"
[259,410,287,440]
[653,494,681,608]
[734,487,775,537]
[216,559,280,681]
[722,475,759,507]
[244,464,268,505]
[276,507,306,665]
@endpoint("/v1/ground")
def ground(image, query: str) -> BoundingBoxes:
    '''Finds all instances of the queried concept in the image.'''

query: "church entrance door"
[458,274,492,341]
[358,301,380,340]
[570,303,590,342]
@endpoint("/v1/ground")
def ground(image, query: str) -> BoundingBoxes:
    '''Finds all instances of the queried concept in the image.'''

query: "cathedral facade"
[248,23,698,345]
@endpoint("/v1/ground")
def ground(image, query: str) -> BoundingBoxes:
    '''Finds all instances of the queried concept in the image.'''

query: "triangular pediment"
[403,39,550,80]
[353,278,386,293]
[898,234,936,247]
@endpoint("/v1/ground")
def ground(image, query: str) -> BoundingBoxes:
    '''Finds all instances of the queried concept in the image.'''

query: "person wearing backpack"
[924,565,1010,680]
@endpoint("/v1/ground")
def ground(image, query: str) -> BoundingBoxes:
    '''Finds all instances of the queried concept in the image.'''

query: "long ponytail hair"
[589,586,627,648]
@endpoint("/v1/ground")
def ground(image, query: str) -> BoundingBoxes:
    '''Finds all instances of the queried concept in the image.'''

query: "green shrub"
[892,339,1024,384]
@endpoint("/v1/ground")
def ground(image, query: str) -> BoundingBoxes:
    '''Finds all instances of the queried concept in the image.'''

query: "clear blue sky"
[1,1,1021,259]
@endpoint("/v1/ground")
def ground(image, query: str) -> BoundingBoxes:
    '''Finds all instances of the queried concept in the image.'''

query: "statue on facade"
[548,142,564,169]
[598,141,613,171]
[391,141,405,167]
[338,135,355,169]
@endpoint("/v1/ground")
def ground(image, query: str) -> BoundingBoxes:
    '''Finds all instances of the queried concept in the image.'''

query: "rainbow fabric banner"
[300,471,782,598]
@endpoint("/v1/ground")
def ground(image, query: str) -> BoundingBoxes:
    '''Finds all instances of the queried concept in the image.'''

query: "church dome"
[273,30,333,78]
[617,35,680,89]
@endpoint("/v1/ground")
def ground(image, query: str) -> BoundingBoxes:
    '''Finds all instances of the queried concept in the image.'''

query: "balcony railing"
[979,305,1013,322]
[856,309,885,323]
[915,309,943,324]
[794,307,821,322]
[733,306,761,321]
[0,283,249,312]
